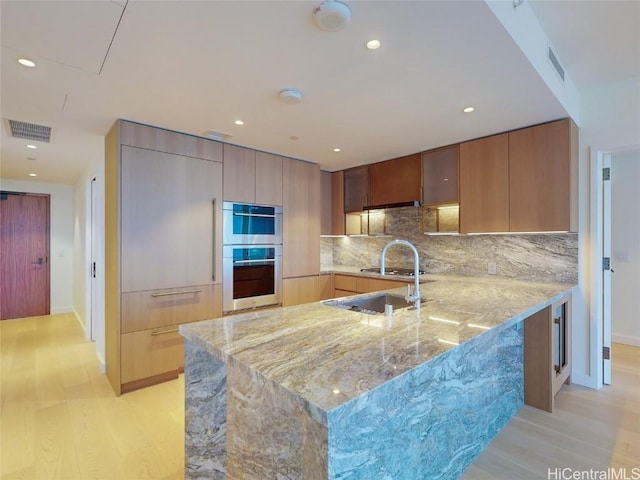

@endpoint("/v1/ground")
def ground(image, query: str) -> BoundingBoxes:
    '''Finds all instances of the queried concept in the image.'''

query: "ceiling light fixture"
[29,173,37,177]
[27,144,37,149]
[313,0,351,32]
[279,88,303,104]
[366,39,381,50]
[234,120,245,126]
[463,107,475,113]
[18,58,36,67]
[333,148,341,152]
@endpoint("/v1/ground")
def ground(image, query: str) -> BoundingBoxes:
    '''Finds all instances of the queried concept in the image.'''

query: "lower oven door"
[223,245,282,312]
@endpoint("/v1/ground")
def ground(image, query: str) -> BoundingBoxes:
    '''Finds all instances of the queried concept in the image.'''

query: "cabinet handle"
[212,198,216,281]
[150,289,202,297]
[233,258,276,265]
[151,328,179,336]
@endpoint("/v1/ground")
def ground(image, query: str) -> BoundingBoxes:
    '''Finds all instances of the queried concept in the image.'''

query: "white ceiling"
[1,0,638,184]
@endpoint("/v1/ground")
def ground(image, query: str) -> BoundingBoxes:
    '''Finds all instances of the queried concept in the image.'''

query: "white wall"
[0,179,75,315]
[575,76,640,386]
[611,149,640,346]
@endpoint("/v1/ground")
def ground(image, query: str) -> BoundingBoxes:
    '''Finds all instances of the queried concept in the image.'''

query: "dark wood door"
[0,192,50,319]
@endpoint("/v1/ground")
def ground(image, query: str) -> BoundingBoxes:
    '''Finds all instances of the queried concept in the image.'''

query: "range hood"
[363,200,420,211]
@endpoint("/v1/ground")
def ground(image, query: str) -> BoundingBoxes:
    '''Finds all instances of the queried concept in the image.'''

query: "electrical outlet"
[488,262,497,275]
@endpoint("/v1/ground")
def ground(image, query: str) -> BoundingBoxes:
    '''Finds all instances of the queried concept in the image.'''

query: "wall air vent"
[5,119,53,143]
[203,130,232,141]
[547,46,565,83]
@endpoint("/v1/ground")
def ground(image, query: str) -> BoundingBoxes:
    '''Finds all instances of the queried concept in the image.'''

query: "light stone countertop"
[180,274,575,423]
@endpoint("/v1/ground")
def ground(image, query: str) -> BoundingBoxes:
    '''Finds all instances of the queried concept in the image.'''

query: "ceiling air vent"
[5,119,53,142]
[547,46,565,83]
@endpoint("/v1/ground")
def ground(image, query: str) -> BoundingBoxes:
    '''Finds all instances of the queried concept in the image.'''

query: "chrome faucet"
[380,239,422,308]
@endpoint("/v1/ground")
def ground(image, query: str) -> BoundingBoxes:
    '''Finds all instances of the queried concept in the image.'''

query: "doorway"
[0,191,51,319]
[592,146,640,388]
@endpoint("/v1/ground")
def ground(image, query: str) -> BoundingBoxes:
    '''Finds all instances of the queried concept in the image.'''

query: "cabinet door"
[459,134,509,233]
[344,166,369,213]
[121,146,222,292]
[423,146,458,206]
[331,171,345,235]
[509,119,575,232]
[223,144,256,203]
[320,171,333,235]
[282,276,320,306]
[283,158,320,278]
[369,154,421,207]
[255,151,283,206]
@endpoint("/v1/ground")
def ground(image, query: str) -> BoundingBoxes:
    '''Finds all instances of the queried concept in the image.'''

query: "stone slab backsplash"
[321,206,578,284]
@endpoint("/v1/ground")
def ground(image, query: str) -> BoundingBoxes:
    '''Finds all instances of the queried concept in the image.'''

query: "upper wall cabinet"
[344,165,369,213]
[423,146,458,206]
[509,118,578,233]
[459,118,578,234]
[459,134,510,233]
[223,144,283,205]
[368,153,421,208]
[320,171,346,235]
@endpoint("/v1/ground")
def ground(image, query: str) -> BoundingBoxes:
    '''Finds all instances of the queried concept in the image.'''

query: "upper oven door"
[223,201,282,245]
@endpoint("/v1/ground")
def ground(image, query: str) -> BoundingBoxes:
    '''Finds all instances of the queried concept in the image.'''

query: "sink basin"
[323,293,424,315]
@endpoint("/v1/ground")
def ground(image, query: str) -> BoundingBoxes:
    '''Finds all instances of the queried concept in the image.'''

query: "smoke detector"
[313,0,351,32]
[279,88,303,105]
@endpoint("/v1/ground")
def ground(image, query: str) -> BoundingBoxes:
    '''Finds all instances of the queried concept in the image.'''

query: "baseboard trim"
[612,334,640,347]
[72,308,87,335]
[51,306,73,314]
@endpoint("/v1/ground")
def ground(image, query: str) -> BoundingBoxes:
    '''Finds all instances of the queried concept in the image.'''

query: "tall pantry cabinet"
[105,120,223,395]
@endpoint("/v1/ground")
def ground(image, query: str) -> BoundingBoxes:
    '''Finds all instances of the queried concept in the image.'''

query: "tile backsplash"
[321,206,577,284]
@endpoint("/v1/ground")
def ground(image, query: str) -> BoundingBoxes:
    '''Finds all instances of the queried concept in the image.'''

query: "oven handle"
[233,212,276,218]
[233,258,276,265]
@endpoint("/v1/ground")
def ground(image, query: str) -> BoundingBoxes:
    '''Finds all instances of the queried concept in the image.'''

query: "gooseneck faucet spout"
[380,239,422,307]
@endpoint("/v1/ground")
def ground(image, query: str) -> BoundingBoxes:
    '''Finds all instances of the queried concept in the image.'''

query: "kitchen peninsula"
[180,274,574,479]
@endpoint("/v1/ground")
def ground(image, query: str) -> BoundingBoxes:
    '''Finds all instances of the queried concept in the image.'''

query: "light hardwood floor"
[1,313,638,479]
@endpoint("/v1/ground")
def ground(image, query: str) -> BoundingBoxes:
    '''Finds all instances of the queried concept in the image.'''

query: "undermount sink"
[323,293,425,315]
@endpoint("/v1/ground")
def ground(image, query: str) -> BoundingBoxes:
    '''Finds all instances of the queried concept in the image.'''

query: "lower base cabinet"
[332,274,416,298]
[120,328,184,392]
[524,295,572,412]
[282,276,320,307]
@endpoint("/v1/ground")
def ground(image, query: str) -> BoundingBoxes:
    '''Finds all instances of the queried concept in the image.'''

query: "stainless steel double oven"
[222,201,282,313]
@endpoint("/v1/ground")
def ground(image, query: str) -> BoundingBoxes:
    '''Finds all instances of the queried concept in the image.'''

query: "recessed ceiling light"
[289,136,299,141]
[29,173,37,177]
[27,144,37,149]
[18,58,36,68]
[333,148,341,152]
[463,106,475,113]
[366,39,381,50]
[234,120,244,126]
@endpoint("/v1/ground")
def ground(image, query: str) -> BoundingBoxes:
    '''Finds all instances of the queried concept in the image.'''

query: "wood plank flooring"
[1,313,638,479]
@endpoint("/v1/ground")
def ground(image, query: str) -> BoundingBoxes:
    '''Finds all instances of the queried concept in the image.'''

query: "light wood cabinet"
[319,274,334,300]
[459,133,510,233]
[524,296,572,412]
[121,146,222,292]
[509,118,578,232]
[121,284,221,334]
[223,145,283,205]
[344,165,369,213]
[223,144,256,203]
[282,276,320,307]
[369,153,421,208]
[423,145,458,206]
[332,274,415,298]
[283,158,320,279]
[105,120,224,395]
[321,170,347,236]
[255,151,283,206]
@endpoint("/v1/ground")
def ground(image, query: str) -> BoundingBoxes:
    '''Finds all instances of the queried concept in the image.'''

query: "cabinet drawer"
[357,277,408,293]
[121,328,184,384]
[334,275,358,292]
[121,284,222,333]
